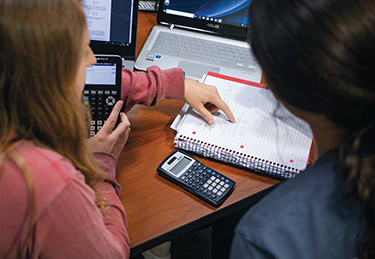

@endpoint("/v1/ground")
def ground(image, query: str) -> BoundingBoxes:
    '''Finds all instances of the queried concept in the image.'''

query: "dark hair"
[248,0,375,257]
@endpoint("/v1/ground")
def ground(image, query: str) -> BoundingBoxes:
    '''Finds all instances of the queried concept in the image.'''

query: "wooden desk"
[119,12,279,257]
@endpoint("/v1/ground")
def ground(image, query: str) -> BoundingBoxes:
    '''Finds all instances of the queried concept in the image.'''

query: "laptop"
[134,0,262,82]
[82,0,138,70]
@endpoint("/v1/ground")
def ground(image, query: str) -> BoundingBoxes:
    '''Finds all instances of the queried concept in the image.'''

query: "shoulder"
[18,140,86,182]
[242,149,339,229]
[0,141,96,256]
[2,141,93,215]
[232,149,360,258]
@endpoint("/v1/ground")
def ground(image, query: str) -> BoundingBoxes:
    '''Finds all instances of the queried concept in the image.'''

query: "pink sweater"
[0,66,184,259]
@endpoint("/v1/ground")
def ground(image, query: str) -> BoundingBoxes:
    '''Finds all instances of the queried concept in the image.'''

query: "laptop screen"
[158,0,251,39]
[82,0,138,58]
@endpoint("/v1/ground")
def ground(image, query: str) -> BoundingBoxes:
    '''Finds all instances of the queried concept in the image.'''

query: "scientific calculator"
[157,149,236,207]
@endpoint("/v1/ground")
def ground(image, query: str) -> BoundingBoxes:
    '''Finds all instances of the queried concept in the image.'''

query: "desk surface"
[120,12,280,257]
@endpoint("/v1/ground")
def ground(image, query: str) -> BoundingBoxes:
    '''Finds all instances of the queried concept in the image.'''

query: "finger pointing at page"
[183,77,236,125]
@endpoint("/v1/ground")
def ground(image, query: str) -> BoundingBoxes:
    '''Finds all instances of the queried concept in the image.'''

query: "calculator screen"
[170,157,191,176]
[85,63,117,86]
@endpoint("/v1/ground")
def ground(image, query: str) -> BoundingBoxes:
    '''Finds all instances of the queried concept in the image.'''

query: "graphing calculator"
[157,150,236,207]
[84,55,122,136]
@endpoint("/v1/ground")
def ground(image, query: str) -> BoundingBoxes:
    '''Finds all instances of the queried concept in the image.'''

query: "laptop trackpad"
[178,60,220,80]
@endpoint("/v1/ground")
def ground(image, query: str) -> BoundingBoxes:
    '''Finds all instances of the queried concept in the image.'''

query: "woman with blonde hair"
[0,0,131,257]
[0,0,235,258]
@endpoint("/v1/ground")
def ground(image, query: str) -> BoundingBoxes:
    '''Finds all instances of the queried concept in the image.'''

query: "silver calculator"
[157,149,236,207]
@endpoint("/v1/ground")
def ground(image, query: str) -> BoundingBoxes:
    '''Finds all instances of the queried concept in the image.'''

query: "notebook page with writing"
[174,72,313,179]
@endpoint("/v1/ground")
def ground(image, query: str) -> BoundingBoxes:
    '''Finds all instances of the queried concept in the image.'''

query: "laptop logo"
[206,23,220,29]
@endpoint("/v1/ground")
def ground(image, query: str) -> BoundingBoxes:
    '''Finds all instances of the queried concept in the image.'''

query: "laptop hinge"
[169,24,175,30]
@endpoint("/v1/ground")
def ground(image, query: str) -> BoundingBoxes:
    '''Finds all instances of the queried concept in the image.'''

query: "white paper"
[82,0,112,42]
[174,73,313,171]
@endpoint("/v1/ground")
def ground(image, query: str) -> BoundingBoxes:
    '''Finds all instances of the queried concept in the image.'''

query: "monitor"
[82,0,138,60]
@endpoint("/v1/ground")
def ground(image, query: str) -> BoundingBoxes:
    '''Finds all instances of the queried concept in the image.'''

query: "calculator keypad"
[83,89,118,136]
[180,161,234,201]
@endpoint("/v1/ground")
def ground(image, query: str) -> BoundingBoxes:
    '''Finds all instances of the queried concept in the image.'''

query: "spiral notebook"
[173,72,313,180]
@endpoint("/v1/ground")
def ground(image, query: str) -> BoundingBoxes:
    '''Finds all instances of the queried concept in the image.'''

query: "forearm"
[121,66,185,112]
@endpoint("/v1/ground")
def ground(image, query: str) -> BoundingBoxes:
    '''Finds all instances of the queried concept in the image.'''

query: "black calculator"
[157,149,236,207]
[83,55,122,136]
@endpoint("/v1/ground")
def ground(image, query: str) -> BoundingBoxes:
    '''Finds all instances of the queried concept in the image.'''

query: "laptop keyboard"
[150,31,256,72]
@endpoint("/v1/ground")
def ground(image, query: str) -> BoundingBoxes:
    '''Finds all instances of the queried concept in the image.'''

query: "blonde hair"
[0,0,107,255]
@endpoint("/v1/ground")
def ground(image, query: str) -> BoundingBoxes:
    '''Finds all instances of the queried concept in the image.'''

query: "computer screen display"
[82,0,137,58]
[163,0,250,28]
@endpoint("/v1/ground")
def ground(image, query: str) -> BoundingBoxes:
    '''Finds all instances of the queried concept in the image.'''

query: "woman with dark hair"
[230,0,375,258]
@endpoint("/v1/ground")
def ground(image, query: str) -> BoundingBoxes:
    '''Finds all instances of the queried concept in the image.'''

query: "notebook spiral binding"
[174,135,301,180]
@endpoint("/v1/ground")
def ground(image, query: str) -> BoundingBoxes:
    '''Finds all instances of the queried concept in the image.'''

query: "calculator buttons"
[83,88,119,136]
[178,164,234,203]
[105,96,116,106]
